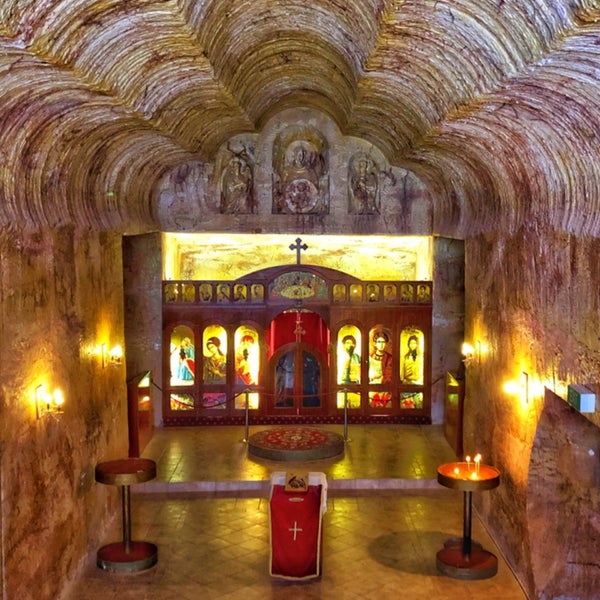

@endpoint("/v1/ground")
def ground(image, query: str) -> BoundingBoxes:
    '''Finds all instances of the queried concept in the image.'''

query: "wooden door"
[269,343,327,416]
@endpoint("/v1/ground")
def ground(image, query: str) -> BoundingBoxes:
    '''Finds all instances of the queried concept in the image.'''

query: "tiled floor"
[66,425,528,599]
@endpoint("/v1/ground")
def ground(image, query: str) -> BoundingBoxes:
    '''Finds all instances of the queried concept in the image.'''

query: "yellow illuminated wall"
[163,233,433,281]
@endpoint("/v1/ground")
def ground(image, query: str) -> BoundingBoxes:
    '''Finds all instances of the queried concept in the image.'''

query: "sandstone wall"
[122,232,163,429]
[463,228,600,600]
[0,227,129,600]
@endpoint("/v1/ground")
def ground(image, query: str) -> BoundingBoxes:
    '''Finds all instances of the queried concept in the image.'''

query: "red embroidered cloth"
[269,484,324,579]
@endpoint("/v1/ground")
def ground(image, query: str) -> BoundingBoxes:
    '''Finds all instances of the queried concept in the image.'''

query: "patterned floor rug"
[247,427,345,462]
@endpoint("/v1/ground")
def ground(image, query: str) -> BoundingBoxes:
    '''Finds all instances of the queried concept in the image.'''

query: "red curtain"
[267,312,329,358]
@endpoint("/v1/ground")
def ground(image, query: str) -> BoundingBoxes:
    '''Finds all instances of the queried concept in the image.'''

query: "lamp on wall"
[461,342,474,358]
[36,385,65,419]
[461,342,475,367]
[101,343,123,367]
[503,371,529,404]
[462,340,485,367]
[108,344,123,366]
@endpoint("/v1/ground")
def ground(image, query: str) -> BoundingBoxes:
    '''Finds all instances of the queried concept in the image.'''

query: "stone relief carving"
[154,111,432,232]
[156,161,206,230]
[348,153,379,214]
[219,144,255,214]
[272,127,329,214]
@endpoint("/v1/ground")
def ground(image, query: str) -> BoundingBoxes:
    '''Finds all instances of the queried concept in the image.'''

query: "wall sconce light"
[101,343,123,367]
[36,385,65,419]
[461,342,474,358]
[462,340,485,367]
[108,344,123,366]
[461,342,475,367]
[503,371,529,404]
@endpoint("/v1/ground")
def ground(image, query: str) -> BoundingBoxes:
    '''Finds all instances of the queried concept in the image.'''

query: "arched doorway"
[269,344,327,415]
[267,309,330,416]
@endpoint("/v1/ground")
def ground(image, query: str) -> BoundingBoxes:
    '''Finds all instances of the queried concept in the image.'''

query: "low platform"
[247,426,345,461]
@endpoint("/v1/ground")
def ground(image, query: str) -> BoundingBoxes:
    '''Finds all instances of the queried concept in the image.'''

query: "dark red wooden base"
[436,538,498,580]
[97,541,158,573]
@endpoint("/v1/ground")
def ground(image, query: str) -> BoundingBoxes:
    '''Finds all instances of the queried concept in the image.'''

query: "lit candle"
[474,454,481,476]
[454,467,460,476]
[465,455,471,471]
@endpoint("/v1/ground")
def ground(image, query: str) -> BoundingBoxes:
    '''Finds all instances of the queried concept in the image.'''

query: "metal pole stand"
[95,458,158,573]
[435,461,500,580]
[242,389,250,443]
[343,389,351,442]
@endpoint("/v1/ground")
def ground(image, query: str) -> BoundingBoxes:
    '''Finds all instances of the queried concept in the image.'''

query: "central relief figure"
[272,127,330,214]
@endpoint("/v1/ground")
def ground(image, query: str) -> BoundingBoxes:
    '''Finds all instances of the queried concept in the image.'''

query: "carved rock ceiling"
[1,1,599,236]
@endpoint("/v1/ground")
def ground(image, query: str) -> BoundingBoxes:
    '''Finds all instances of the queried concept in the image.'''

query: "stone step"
[134,476,441,496]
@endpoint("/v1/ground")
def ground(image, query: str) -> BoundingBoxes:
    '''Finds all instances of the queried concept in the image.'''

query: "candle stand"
[95,457,158,572]
[436,461,500,580]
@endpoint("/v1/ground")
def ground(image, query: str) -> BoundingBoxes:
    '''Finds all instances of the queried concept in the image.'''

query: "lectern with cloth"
[269,471,327,580]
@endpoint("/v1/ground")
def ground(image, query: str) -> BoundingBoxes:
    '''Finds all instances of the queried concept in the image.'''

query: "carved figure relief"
[348,153,379,214]
[220,148,255,214]
[272,128,329,214]
[155,111,431,230]
[156,161,206,230]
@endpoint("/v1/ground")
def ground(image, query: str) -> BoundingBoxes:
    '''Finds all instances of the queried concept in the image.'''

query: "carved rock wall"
[0,227,128,600]
[122,232,163,428]
[463,228,600,600]
[528,389,599,599]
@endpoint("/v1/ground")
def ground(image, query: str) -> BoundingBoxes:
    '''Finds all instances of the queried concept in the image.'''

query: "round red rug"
[248,427,345,462]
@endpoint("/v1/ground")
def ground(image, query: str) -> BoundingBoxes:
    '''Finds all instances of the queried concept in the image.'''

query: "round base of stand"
[97,541,158,573]
[436,538,498,580]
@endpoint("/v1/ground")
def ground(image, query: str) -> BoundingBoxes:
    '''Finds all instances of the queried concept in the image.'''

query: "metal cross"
[289,237,308,265]
[294,311,305,343]
[288,521,303,541]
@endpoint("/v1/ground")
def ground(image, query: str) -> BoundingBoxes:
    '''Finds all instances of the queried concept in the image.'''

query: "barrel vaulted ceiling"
[0,0,599,235]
